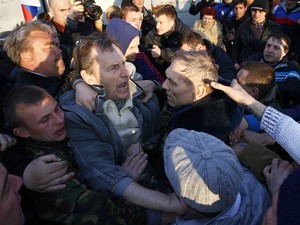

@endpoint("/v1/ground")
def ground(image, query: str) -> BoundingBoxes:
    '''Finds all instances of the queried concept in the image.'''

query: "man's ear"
[49,7,54,17]
[283,48,289,57]
[13,127,30,138]
[194,85,205,100]
[249,87,260,99]
[80,70,96,85]
[196,44,206,51]
[20,51,32,62]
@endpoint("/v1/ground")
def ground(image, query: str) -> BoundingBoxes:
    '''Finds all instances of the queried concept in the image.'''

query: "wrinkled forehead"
[267,37,287,49]
[126,11,142,19]
[51,0,71,10]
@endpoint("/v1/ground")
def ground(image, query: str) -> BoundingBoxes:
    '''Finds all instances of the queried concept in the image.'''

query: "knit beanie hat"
[277,168,300,225]
[251,0,269,12]
[164,128,243,214]
[106,18,141,54]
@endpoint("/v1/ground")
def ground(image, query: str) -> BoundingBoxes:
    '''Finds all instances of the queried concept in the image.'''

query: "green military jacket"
[25,138,147,225]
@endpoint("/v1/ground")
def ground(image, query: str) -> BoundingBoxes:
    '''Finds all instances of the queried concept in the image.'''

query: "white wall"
[0,0,199,33]
[96,0,198,27]
[0,0,25,33]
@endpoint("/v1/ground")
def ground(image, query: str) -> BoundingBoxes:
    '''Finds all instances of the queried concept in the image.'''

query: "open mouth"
[56,125,66,136]
[118,81,128,90]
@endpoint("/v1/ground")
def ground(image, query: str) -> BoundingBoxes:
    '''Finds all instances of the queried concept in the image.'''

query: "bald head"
[49,0,71,26]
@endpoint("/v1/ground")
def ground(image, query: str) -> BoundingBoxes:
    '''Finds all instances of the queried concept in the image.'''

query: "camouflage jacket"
[25,138,147,225]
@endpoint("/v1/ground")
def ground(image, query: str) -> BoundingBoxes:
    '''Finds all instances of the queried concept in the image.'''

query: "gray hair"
[174,50,218,89]
[4,21,53,65]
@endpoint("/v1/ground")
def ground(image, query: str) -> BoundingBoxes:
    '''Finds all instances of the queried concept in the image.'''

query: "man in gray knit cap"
[164,128,271,225]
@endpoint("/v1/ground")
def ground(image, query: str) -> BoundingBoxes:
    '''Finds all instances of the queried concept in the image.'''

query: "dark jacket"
[141,6,156,37]
[10,67,62,97]
[52,17,99,71]
[231,18,282,64]
[204,39,237,80]
[145,18,190,76]
[189,0,216,18]
[169,90,243,143]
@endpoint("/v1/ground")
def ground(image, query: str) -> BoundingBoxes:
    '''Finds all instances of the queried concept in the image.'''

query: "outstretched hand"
[210,79,254,106]
[0,133,17,151]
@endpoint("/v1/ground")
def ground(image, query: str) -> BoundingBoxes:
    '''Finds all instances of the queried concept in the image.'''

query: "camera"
[81,0,102,21]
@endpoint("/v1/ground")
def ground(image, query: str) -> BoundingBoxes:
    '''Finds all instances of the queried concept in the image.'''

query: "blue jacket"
[214,2,235,27]
[247,53,300,107]
[59,85,160,196]
[271,2,300,53]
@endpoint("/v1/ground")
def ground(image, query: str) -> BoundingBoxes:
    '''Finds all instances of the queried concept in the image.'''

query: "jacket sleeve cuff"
[260,107,281,139]
[112,176,134,197]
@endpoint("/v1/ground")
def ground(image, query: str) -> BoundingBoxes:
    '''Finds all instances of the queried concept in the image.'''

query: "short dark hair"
[3,86,49,128]
[121,4,140,20]
[241,61,275,99]
[180,31,205,49]
[233,0,247,7]
[155,4,177,20]
[267,33,291,52]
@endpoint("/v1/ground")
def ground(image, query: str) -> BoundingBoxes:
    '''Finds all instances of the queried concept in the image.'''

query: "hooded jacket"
[106,18,164,82]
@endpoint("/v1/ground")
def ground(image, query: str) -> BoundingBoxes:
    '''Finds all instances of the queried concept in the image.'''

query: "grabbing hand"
[23,154,74,192]
[135,80,156,103]
[229,117,249,146]
[0,133,17,151]
[150,45,161,58]
[121,152,148,181]
[242,131,275,146]
[263,158,293,196]
[75,81,97,111]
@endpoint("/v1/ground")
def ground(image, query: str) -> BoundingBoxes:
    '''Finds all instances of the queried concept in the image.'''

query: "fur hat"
[164,128,243,213]
[251,0,269,12]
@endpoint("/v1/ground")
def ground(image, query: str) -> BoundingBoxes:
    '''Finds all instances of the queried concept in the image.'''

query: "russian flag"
[19,0,42,21]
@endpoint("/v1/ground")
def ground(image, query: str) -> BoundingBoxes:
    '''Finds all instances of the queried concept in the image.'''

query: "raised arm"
[210,80,300,163]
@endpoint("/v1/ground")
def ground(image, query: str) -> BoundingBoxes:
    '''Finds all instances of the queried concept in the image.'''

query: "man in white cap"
[164,128,271,224]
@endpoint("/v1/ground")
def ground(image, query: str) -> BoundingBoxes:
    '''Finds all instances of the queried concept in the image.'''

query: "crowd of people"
[0,0,300,224]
